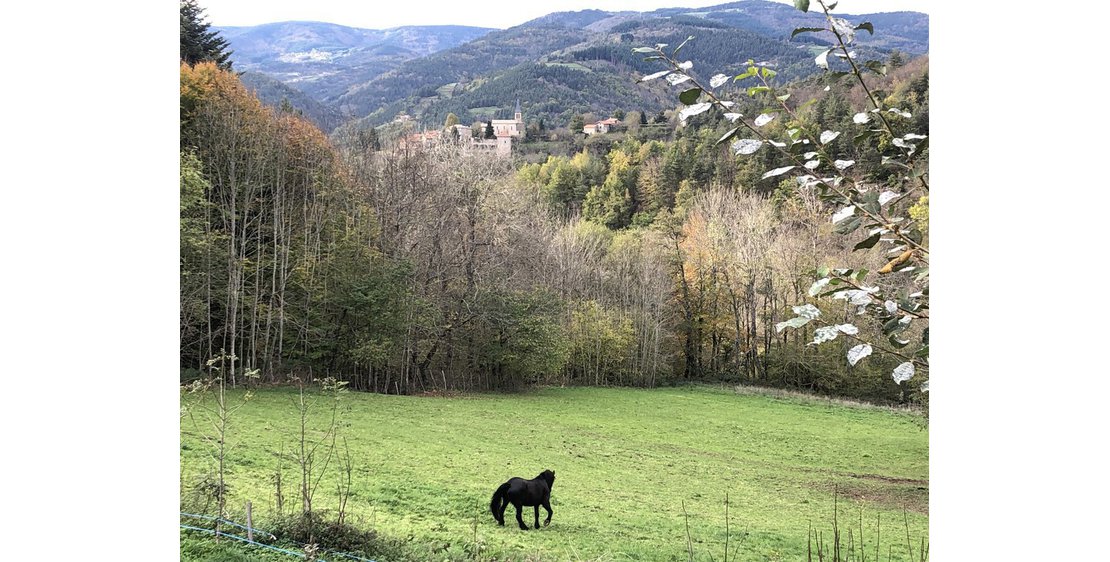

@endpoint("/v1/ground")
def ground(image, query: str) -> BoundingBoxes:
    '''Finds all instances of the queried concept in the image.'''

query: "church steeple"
[514,99,522,122]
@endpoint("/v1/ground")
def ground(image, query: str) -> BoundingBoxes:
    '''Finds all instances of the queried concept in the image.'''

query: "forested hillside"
[180,43,928,404]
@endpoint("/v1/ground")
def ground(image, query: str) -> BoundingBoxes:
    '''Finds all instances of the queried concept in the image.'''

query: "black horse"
[489,469,555,530]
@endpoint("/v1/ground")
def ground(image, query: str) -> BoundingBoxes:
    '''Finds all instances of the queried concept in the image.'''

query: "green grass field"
[180,385,928,561]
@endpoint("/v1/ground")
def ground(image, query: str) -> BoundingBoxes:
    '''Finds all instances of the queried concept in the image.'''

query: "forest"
[180,39,928,404]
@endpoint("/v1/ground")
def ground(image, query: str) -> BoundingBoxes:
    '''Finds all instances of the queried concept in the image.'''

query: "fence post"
[246,501,254,542]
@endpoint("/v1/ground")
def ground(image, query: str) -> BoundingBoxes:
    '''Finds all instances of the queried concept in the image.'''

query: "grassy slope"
[180,386,927,561]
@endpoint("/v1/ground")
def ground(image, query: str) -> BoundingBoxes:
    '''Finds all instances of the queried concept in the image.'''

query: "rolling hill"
[212,0,928,133]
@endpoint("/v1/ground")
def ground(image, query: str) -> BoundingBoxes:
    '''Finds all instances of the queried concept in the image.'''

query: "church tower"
[514,99,522,123]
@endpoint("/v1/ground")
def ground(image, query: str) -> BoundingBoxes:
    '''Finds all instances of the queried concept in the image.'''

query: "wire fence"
[179,512,376,562]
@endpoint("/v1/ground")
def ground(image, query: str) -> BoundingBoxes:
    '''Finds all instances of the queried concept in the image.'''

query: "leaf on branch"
[903,133,928,141]
[710,73,730,88]
[855,22,874,35]
[679,88,702,105]
[853,112,871,124]
[812,326,840,344]
[820,130,841,144]
[815,49,831,70]
[678,60,694,70]
[879,249,915,274]
[776,316,811,333]
[834,159,855,170]
[754,113,775,127]
[732,138,762,155]
[632,47,657,53]
[834,289,873,307]
[679,103,711,121]
[847,344,872,366]
[723,112,744,122]
[886,108,912,118]
[892,362,915,383]
[805,160,820,170]
[639,70,671,82]
[747,85,771,97]
[831,18,856,43]
[853,232,881,250]
[878,191,899,206]
[832,205,855,223]
[762,165,796,179]
[674,36,694,54]
[864,60,887,76]
[666,73,692,86]
[834,216,861,235]
[885,300,898,314]
[792,26,825,39]
[794,0,811,13]
[920,380,929,393]
[712,128,740,147]
[808,278,831,296]
[793,303,822,320]
[837,324,859,335]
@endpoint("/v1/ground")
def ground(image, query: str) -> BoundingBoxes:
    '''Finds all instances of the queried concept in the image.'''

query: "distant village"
[395,100,643,158]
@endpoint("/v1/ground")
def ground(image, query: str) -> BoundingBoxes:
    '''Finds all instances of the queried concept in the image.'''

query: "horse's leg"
[497,498,507,526]
[542,499,553,527]
[533,505,540,529]
[514,501,527,530]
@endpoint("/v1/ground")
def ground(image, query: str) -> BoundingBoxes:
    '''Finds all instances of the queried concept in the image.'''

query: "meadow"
[180,385,928,561]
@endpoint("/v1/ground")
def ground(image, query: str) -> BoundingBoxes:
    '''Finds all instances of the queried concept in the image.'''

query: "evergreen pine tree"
[181,0,233,69]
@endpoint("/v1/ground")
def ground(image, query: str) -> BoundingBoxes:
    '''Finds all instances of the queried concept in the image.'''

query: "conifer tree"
[180,0,232,69]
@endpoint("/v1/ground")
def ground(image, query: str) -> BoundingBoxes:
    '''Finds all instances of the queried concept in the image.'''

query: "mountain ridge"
[211,1,927,133]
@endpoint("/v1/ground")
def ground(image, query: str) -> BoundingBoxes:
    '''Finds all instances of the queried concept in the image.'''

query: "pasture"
[179,385,928,561]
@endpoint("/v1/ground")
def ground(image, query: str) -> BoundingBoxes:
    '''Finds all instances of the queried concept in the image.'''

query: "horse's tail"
[490,481,511,521]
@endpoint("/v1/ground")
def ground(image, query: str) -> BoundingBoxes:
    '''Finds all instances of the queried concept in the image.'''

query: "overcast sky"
[201,0,928,30]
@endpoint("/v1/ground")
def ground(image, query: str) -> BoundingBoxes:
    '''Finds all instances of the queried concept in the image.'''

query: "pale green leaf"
[892,362,915,383]
[640,70,671,82]
[815,49,830,70]
[761,165,796,179]
[732,138,762,155]
[793,304,821,320]
[808,278,831,296]
[666,73,692,86]
[847,344,872,366]
[832,205,855,223]
[679,103,712,121]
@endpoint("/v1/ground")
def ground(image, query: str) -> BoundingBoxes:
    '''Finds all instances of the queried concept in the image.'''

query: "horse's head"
[540,469,555,486]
